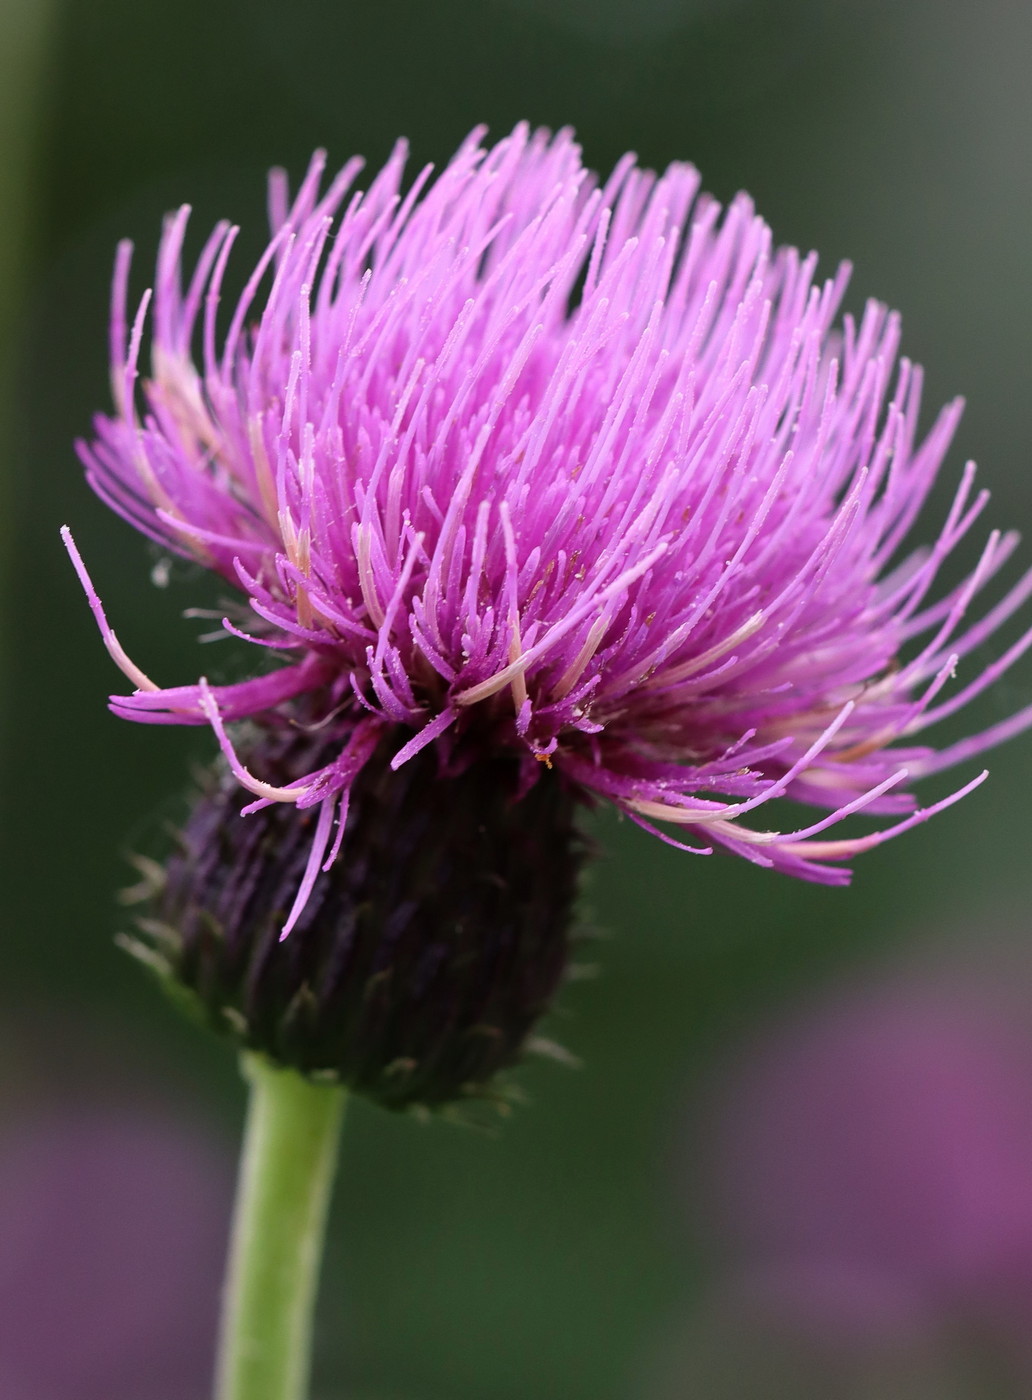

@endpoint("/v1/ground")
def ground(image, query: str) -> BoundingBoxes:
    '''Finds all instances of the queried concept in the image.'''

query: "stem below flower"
[215,1053,347,1400]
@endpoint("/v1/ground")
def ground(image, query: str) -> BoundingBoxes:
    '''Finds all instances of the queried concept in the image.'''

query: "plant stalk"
[214,1053,347,1400]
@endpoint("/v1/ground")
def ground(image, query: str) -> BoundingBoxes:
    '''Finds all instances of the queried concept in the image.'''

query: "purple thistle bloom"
[67,123,1032,933]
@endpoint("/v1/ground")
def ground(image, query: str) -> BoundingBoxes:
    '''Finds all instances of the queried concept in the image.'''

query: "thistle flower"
[65,125,1032,1100]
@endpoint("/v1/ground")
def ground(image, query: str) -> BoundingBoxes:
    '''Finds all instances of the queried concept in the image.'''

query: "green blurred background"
[1,0,1030,1396]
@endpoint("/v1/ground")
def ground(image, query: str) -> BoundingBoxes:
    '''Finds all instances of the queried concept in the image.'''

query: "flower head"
[69,124,1032,921]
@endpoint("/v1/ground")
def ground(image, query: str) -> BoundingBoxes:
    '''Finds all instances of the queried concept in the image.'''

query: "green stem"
[215,1054,347,1400]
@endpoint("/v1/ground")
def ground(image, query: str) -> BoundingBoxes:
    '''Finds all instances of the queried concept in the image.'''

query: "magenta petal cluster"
[68,124,1032,919]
